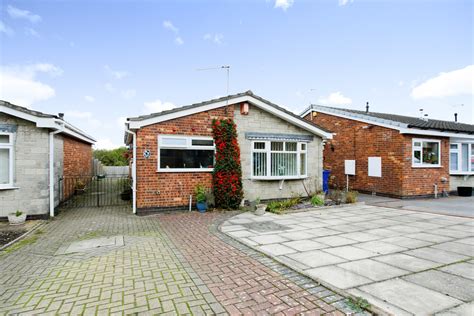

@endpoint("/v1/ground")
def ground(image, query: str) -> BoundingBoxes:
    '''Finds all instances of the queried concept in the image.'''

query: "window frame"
[157,135,215,173]
[412,138,441,168]
[0,132,14,189]
[251,140,308,180]
[449,141,474,175]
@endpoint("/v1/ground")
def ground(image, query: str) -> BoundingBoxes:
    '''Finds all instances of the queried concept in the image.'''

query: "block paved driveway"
[222,204,474,315]
[0,206,361,315]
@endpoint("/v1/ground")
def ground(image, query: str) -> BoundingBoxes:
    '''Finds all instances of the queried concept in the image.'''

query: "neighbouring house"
[124,91,332,214]
[0,100,96,219]
[301,104,474,198]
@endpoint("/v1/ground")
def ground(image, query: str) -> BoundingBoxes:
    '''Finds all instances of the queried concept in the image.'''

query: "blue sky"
[1,0,473,149]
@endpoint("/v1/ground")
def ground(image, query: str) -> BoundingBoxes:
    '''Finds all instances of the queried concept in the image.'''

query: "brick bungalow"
[0,101,96,219]
[301,104,474,198]
[124,91,332,214]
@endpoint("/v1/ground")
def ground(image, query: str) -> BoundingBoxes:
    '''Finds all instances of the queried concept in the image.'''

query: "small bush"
[266,197,301,214]
[345,191,358,204]
[330,189,344,205]
[195,184,207,203]
[311,195,325,206]
[15,210,23,217]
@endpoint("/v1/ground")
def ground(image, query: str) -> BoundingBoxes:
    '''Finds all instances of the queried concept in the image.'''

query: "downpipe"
[125,127,137,214]
[49,120,64,217]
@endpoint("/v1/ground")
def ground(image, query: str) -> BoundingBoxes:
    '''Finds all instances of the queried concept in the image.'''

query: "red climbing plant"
[212,118,243,209]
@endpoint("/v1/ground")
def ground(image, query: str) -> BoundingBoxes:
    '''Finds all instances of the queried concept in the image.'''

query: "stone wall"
[235,105,323,202]
[0,114,51,217]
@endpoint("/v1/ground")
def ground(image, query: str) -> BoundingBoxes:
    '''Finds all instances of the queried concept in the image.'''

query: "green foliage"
[345,190,358,203]
[195,184,207,203]
[311,195,325,206]
[346,296,370,312]
[15,210,23,217]
[330,189,344,205]
[266,197,301,214]
[93,147,129,166]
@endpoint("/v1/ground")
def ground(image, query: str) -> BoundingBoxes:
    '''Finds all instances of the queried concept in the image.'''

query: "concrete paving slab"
[435,301,474,316]
[440,262,474,280]
[436,228,473,239]
[226,230,255,238]
[405,247,470,264]
[338,259,409,281]
[248,234,289,245]
[380,236,433,249]
[282,240,326,251]
[374,253,442,272]
[339,231,382,242]
[359,279,462,315]
[279,231,315,240]
[305,266,371,289]
[347,288,412,316]
[313,235,357,247]
[306,227,340,237]
[355,240,407,255]
[287,250,346,268]
[258,244,297,256]
[323,246,377,260]
[456,237,474,245]
[432,241,474,256]
[407,232,454,243]
[364,228,401,237]
[404,270,474,302]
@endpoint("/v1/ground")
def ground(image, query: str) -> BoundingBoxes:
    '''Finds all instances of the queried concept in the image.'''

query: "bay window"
[412,139,441,167]
[0,133,14,188]
[450,141,474,174]
[252,140,307,179]
[158,135,214,172]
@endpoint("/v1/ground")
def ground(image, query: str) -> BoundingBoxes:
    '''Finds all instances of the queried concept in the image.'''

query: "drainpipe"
[49,120,65,217]
[125,127,137,214]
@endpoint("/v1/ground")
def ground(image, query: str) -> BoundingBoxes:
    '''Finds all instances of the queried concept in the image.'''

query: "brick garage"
[63,136,93,177]
[302,106,472,198]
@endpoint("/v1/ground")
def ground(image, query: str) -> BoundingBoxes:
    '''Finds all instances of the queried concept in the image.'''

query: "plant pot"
[121,189,132,201]
[255,204,267,216]
[8,213,27,226]
[196,201,208,213]
[457,186,473,197]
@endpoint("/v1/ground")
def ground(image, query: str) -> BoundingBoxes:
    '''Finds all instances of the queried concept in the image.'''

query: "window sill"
[0,186,20,191]
[411,165,442,168]
[450,172,474,176]
[157,168,214,173]
[251,176,308,181]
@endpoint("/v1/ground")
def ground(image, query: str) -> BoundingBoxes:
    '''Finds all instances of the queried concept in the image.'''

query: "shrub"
[15,210,23,217]
[212,119,243,209]
[346,190,358,203]
[93,147,129,166]
[195,184,207,203]
[311,195,324,206]
[266,197,301,214]
[330,189,344,205]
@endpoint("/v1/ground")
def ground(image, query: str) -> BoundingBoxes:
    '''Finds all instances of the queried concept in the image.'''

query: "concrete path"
[0,206,360,315]
[222,204,474,315]
[359,194,474,218]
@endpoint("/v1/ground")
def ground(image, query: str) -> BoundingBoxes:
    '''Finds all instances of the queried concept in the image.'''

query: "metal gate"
[59,175,132,208]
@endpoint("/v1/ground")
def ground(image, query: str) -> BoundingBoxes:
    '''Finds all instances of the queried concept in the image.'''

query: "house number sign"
[143,149,151,159]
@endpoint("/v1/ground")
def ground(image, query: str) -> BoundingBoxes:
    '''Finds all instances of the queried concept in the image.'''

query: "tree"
[93,147,129,166]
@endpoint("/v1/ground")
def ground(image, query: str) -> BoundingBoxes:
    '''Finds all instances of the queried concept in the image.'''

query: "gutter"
[125,124,137,214]
[49,119,65,217]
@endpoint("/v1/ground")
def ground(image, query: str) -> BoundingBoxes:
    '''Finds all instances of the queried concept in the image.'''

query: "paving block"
[323,246,377,260]
[305,266,372,290]
[338,259,409,281]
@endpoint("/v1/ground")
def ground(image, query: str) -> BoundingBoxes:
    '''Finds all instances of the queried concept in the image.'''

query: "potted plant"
[255,197,267,216]
[195,184,208,213]
[74,179,86,195]
[8,210,27,225]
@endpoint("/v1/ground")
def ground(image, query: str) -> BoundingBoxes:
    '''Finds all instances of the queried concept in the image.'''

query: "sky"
[0,0,473,149]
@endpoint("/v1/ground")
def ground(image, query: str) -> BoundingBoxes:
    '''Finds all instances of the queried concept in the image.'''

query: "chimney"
[454,113,458,122]
[58,113,64,120]
[365,102,369,113]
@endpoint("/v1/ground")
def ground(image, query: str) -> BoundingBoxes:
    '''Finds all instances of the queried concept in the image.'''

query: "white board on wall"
[345,160,356,175]
[368,157,382,177]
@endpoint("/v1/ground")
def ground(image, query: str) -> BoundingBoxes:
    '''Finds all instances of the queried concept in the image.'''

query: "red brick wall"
[63,137,93,177]
[136,105,234,210]
[304,111,449,197]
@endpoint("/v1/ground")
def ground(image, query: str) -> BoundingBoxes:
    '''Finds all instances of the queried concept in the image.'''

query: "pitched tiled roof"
[0,100,57,118]
[308,105,474,134]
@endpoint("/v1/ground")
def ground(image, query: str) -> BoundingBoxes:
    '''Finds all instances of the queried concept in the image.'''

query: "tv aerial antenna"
[196,65,231,114]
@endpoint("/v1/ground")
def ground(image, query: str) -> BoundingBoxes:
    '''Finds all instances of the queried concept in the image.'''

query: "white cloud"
[65,110,101,128]
[143,99,176,113]
[203,33,223,44]
[7,5,41,23]
[95,138,121,150]
[104,65,128,79]
[317,92,352,105]
[274,0,294,10]
[163,20,179,33]
[338,0,354,6]
[0,21,14,36]
[24,27,39,37]
[104,83,115,93]
[174,36,184,45]
[0,63,62,106]
[84,95,95,102]
[121,89,136,99]
[411,65,474,99]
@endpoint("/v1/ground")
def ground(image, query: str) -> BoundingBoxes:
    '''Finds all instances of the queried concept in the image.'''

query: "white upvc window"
[157,135,215,172]
[0,133,14,189]
[412,138,441,168]
[450,141,474,174]
[251,140,308,180]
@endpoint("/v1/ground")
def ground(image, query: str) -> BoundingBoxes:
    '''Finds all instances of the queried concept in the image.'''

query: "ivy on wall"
[212,118,243,209]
